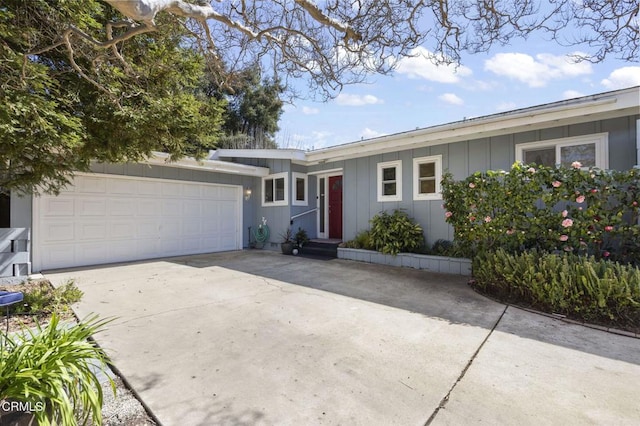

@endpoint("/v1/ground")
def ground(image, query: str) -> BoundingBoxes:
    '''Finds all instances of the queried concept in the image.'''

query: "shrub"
[369,210,424,255]
[0,314,115,425]
[343,230,374,250]
[442,162,640,263]
[11,280,83,316]
[472,249,640,327]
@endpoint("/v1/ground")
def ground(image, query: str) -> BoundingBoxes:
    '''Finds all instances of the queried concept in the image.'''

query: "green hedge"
[473,249,640,327]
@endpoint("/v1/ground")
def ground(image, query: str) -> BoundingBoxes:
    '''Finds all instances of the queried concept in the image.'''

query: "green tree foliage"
[219,67,284,149]
[0,1,226,195]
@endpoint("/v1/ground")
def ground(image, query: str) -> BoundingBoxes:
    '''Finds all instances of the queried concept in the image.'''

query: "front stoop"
[299,241,340,259]
[337,248,472,276]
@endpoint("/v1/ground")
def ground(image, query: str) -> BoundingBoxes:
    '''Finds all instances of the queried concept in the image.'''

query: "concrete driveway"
[44,251,640,425]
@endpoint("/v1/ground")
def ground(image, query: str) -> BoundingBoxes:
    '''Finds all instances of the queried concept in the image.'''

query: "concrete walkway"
[44,251,640,425]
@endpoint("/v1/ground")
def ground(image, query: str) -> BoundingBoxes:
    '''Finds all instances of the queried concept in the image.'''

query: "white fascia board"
[305,87,640,165]
[147,152,269,177]
[210,148,307,162]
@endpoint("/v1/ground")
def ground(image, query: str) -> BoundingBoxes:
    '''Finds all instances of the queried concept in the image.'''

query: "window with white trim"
[377,160,402,202]
[292,172,308,206]
[262,172,288,206]
[413,155,442,200]
[515,133,608,169]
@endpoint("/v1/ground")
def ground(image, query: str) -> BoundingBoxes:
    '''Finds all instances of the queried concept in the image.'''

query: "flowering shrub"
[442,162,640,264]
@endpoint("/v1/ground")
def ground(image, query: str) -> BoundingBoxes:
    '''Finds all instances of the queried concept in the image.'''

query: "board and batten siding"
[310,114,639,246]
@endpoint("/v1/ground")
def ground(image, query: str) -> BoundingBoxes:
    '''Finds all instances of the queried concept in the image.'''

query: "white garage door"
[33,174,242,271]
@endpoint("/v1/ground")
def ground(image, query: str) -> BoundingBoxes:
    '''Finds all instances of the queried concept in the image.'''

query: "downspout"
[637,119,640,167]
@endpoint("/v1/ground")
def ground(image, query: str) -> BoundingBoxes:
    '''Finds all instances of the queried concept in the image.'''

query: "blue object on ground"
[0,291,24,307]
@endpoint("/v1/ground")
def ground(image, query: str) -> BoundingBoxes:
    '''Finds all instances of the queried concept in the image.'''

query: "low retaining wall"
[337,248,472,276]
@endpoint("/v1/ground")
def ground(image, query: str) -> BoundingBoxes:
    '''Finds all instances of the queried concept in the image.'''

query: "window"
[377,160,402,202]
[413,155,442,200]
[515,133,608,169]
[292,172,308,206]
[262,172,288,206]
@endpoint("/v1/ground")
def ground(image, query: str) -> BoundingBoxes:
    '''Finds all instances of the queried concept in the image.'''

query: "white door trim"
[315,171,343,239]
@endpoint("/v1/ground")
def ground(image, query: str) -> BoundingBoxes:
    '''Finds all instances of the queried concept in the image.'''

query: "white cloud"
[562,90,585,99]
[301,106,319,115]
[439,93,464,106]
[484,52,592,87]
[335,93,383,106]
[496,101,517,111]
[601,67,640,90]
[396,47,472,83]
[360,128,386,140]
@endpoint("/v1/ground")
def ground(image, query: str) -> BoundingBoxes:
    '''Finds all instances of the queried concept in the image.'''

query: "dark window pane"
[275,177,285,201]
[383,182,396,196]
[383,167,396,181]
[296,178,305,201]
[419,162,435,178]
[264,179,274,202]
[560,143,596,167]
[524,148,555,167]
[420,179,436,194]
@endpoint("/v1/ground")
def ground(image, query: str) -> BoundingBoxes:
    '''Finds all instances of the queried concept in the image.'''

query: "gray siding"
[253,159,292,250]
[314,114,639,248]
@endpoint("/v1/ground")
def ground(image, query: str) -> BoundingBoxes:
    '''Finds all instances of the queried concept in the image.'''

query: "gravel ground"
[99,376,156,426]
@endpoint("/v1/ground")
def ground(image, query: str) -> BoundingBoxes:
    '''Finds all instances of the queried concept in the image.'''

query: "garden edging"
[337,248,472,276]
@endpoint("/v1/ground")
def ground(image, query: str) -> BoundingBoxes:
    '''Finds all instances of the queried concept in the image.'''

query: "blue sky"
[275,34,640,151]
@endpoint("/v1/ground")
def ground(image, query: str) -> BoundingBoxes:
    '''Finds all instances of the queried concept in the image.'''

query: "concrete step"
[298,241,340,259]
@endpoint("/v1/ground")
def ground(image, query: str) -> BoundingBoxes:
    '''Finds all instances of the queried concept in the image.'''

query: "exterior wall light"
[244,188,252,201]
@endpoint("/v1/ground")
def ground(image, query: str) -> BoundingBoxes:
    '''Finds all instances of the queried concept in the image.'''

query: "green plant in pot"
[0,314,115,425]
[294,228,310,249]
[280,228,295,255]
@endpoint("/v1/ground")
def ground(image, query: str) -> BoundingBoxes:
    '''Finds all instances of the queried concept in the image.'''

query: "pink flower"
[562,210,568,218]
[591,188,598,193]
[445,211,453,218]
[576,195,585,203]
[469,182,476,188]
[571,161,582,169]
[469,216,476,222]
[604,225,613,232]
[633,201,638,207]
[562,218,574,228]
[559,235,569,242]
[603,251,610,258]
[484,216,492,223]
[506,229,515,235]
[527,167,536,173]
[552,181,562,188]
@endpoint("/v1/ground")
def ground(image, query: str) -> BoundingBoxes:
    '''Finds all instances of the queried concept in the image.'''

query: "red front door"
[328,176,343,239]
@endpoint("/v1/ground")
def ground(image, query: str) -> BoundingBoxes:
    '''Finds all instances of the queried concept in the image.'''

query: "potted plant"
[280,228,295,255]
[294,228,310,251]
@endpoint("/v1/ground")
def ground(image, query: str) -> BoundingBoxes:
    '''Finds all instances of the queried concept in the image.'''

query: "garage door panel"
[162,200,181,216]
[35,175,241,271]
[78,199,105,216]
[43,222,75,242]
[44,198,74,217]
[138,199,161,215]
[77,222,106,241]
[108,199,135,216]
[78,177,106,193]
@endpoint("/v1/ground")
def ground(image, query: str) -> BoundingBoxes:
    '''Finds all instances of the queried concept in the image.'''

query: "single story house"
[2,86,639,275]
